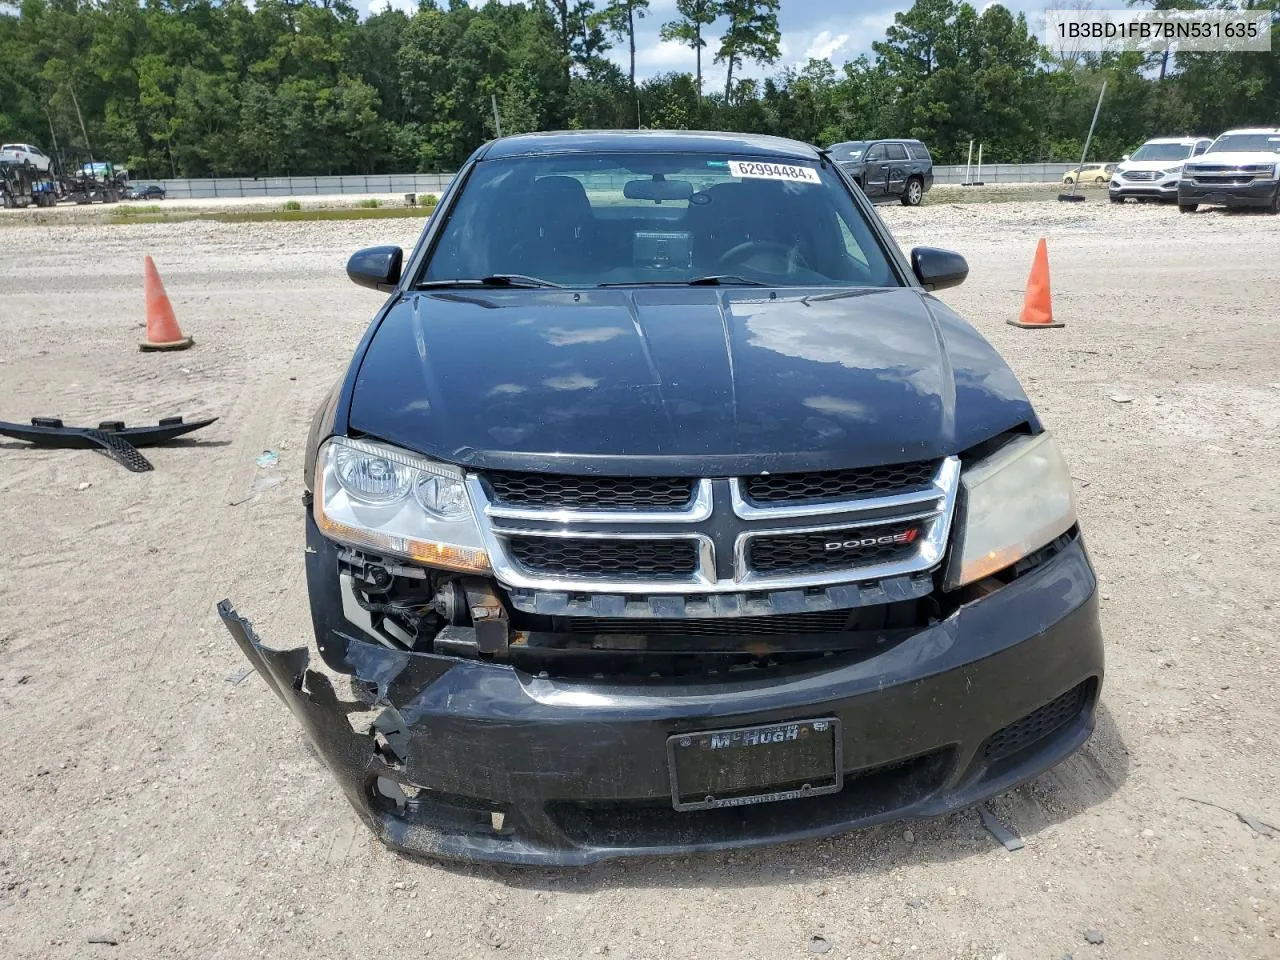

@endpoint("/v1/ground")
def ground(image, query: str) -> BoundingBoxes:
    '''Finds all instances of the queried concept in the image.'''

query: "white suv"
[1109,137,1212,203]
[1179,128,1280,214]
[0,143,53,172]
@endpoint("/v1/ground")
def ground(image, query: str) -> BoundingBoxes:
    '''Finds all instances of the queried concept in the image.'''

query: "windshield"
[1209,133,1280,154]
[423,152,898,289]
[1131,142,1192,161]
[829,142,868,161]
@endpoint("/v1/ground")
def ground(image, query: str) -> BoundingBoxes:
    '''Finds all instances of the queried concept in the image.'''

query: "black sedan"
[220,130,1103,866]
[130,183,166,200]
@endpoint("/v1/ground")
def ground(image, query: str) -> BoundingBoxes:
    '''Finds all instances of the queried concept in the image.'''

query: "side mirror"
[1121,154,1130,162]
[346,245,403,292]
[911,247,968,291]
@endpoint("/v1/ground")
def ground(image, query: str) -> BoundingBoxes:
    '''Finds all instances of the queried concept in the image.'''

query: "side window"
[865,144,886,162]
[907,143,931,161]
[1192,142,1208,156]
[885,143,909,161]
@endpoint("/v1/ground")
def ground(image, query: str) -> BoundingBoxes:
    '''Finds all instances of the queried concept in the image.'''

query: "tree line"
[0,0,1276,180]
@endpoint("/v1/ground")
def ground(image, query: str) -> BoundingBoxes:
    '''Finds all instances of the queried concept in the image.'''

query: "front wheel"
[1094,176,1106,184]
[1270,185,1280,214]
[1109,194,1123,204]
[900,177,924,206]
[1063,176,1075,185]
[1179,203,1198,214]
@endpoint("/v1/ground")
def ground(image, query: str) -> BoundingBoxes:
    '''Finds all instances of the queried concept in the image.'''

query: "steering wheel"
[716,240,811,276]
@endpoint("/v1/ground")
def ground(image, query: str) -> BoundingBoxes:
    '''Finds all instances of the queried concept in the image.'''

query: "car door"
[862,143,889,198]
[884,142,910,196]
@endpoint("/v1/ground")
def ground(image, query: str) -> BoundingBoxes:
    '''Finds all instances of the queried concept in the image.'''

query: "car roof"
[480,129,822,161]
[1144,136,1206,144]
[1216,127,1280,135]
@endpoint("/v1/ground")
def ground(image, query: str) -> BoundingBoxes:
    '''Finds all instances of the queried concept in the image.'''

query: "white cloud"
[635,39,698,75]
[803,30,850,61]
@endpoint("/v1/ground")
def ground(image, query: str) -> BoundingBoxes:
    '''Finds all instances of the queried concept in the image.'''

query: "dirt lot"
[1,198,1277,960]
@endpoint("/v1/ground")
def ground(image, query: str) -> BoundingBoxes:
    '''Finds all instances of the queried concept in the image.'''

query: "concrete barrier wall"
[156,173,455,199]
[933,163,1079,184]
[152,163,1082,198]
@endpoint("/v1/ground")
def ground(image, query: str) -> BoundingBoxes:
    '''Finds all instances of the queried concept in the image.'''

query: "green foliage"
[1,0,1276,178]
[716,0,781,102]
[282,199,302,210]
[356,197,381,208]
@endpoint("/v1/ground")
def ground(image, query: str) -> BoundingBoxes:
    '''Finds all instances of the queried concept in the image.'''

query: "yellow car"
[1063,163,1116,185]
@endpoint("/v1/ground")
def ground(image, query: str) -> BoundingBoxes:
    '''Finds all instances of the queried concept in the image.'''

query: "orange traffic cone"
[140,256,193,351]
[1008,238,1063,329]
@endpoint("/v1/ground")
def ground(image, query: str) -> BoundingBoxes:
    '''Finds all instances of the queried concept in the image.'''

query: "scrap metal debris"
[1181,796,1277,837]
[977,803,1026,851]
[0,415,217,473]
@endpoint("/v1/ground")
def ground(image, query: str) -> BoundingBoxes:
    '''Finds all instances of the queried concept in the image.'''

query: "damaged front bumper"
[218,534,1104,867]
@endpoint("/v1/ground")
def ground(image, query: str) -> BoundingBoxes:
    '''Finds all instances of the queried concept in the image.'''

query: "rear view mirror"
[910,246,968,291]
[624,178,694,202]
[346,245,403,292]
[1122,154,1130,162]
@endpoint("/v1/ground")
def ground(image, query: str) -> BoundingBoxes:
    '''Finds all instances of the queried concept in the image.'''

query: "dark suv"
[828,139,934,205]
[221,130,1102,866]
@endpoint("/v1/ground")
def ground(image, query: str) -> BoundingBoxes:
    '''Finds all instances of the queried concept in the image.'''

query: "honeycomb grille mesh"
[506,536,698,580]
[485,472,696,509]
[744,460,939,504]
[984,683,1090,762]
[748,523,921,574]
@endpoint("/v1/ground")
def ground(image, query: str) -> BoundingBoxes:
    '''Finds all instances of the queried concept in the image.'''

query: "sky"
[364,0,1048,92]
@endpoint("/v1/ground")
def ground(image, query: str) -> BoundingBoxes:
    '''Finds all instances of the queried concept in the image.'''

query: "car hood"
[1189,151,1280,166]
[346,287,1036,474]
[1117,159,1184,173]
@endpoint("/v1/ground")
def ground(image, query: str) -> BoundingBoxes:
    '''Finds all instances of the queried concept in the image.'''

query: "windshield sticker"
[728,160,821,184]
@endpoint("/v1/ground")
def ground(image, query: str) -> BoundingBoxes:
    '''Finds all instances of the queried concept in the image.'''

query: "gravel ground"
[1,198,1278,960]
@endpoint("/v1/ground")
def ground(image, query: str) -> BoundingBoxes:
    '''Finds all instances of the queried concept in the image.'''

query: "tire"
[1270,185,1280,215]
[1109,195,1123,204]
[1179,203,1197,214]
[1094,176,1106,184]
[1063,176,1074,185]
[901,177,924,206]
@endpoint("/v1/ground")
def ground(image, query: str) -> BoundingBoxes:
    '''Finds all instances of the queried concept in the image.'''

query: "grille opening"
[503,598,935,680]
[743,460,939,505]
[485,472,696,510]
[506,536,698,581]
[983,680,1093,763]
[546,749,953,847]
[748,521,923,575]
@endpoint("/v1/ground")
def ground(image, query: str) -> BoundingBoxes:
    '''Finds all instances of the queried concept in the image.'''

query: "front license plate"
[667,718,842,811]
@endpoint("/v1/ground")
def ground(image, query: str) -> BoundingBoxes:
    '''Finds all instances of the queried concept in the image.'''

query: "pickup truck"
[1179,127,1280,213]
[220,130,1103,866]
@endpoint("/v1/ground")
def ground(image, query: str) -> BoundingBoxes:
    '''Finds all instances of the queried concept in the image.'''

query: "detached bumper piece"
[217,538,1105,867]
[0,415,216,472]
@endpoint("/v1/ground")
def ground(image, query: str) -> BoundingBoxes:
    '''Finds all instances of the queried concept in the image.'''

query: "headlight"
[314,436,490,573]
[1248,163,1276,177]
[1161,166,1182,176]
[943,433,1076,589]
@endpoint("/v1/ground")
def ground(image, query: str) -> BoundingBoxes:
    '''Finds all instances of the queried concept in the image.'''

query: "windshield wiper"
[684,275,769,286]
[416,274,565,289]
[597,276,770,288]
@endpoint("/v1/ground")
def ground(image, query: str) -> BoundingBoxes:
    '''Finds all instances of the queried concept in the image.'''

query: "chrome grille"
[747,521,922,575]
[1121,170,1159,181]
[467,458,960,601]
[742,460,938,504]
